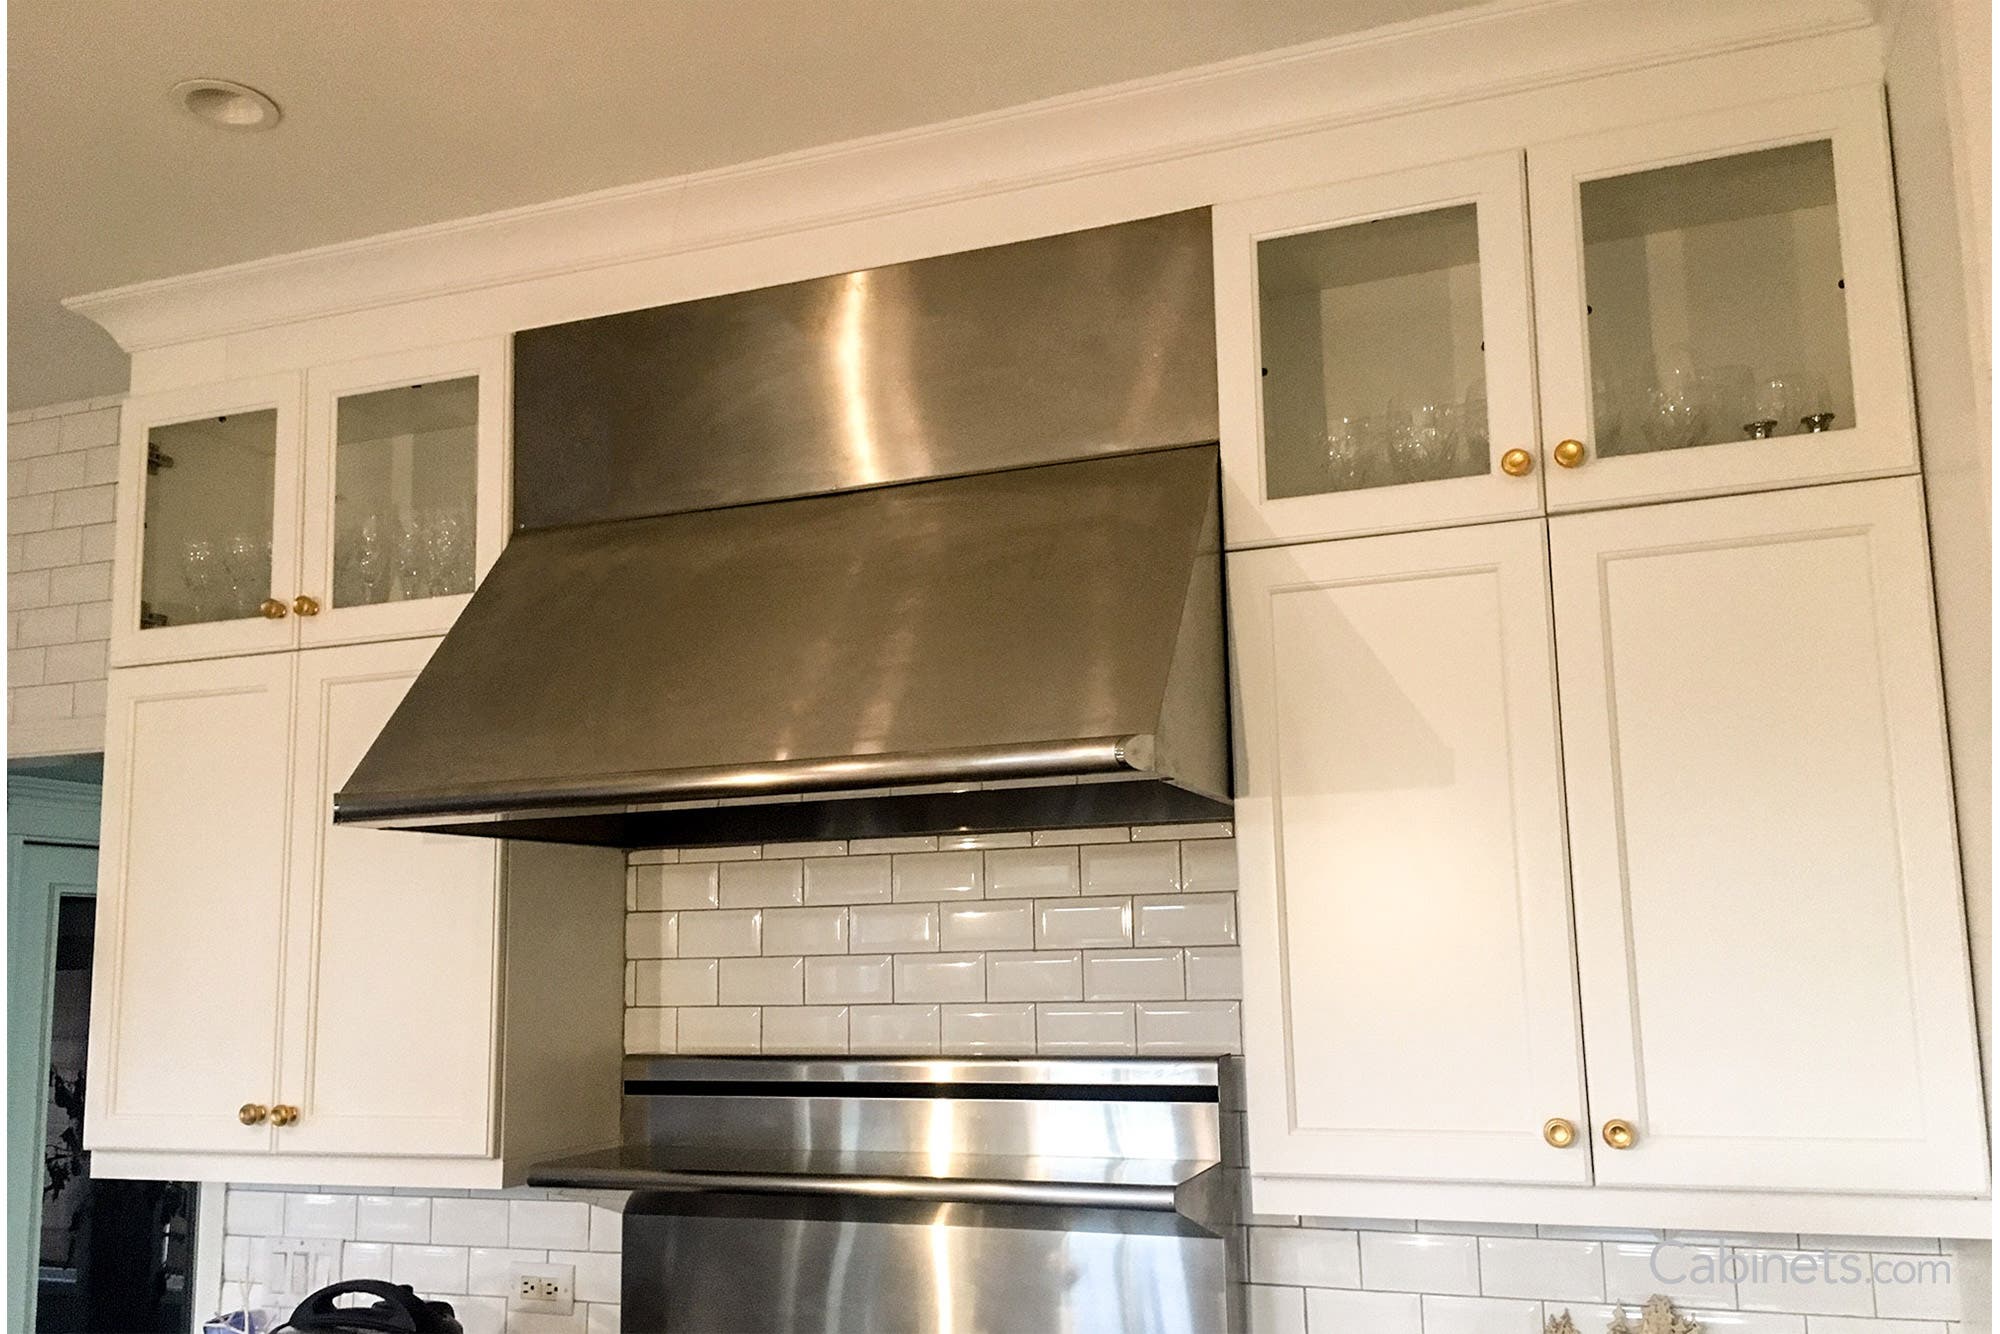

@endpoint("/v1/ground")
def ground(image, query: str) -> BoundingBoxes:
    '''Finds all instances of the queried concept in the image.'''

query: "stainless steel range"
[533,1056,1243,1333]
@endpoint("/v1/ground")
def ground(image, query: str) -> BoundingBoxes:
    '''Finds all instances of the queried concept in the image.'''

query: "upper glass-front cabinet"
[1529,89,1915,511]
[1217,152,1543,546]
[111,339,508,667]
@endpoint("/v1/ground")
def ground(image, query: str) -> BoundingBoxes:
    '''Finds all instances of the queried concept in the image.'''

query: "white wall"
[7,398,119,758]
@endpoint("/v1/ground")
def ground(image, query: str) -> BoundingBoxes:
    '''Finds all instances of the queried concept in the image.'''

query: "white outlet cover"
[508,1261,576,1316]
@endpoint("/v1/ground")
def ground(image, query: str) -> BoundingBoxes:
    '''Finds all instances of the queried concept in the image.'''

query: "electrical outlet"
[508,1261,575,1316]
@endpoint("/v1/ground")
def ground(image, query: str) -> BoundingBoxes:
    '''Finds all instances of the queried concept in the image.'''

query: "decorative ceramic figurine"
[1545,1297,1698,1334]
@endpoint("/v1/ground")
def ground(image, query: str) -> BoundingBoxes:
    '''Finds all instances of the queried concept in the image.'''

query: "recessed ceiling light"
[172,78,281,132]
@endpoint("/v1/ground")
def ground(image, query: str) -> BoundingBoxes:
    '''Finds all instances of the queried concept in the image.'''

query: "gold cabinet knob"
[1542,1117,1577,1149]
[291,595,320,617]
[269,1104,300,1127]
[1602,1118,1636,1149]
[1499,448,1534,477]
[257,599,288,620]
[237,1103,268,1126]
[1553,439,1587,468]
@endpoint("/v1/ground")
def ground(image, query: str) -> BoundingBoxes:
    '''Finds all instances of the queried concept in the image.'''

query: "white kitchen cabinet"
[86,639,624,1187]
[1217,88,1916,547]
[1229,521,1587,1186]
[1215,152,1543,546]
[1552,476,1986,1196]
[110,339,509,667]
[1233,479,1986,1225]
[1529,89,1916,510]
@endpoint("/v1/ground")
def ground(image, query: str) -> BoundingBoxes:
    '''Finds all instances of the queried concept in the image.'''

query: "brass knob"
[291,595,320,617]
[1499,448,1534,477]
[1602,1118,1636,1149]
[1542,1117,1577,1149]
[1553,439,1587,468]
[257,599,288,620]
[269,1104,300,1127]
[237,1103,268,1126]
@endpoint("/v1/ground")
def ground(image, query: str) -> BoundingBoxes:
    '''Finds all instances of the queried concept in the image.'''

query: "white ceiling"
[7,0,1487,411]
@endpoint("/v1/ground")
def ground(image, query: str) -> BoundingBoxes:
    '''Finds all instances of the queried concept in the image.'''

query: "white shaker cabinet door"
[1230,521,1588,1184]
[87,654,296,1153]
[274,638,502,1158]
[1552,477,1987,1193]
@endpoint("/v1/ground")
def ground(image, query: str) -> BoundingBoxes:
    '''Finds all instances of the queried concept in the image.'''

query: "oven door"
[623,1189,1233,1334]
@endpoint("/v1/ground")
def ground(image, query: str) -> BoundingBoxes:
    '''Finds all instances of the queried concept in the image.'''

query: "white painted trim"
[67,0,1871,355]
[1251,1174,1994,1238]
[89,1148,520,1191]
[190,1184,226,1332]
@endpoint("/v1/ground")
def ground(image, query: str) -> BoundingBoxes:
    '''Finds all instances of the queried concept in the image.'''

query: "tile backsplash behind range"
[621,823,1242,1057]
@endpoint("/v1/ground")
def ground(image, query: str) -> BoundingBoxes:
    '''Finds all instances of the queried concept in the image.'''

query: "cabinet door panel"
[1231,522,1588,1184]
[86,655,294,1152]
[1217,152,1544,547]
[1530,89,1916,510]
[1553,478,1986,1193]
[275,639,500,1157]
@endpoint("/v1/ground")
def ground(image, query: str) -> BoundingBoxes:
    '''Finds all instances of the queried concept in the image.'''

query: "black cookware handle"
[290,1280,426,1333]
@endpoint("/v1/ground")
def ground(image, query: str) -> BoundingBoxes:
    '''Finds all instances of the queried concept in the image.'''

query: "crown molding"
[67,0,1875,354]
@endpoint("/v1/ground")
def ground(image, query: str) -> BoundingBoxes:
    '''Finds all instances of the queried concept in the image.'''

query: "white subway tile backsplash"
[1185,946,1243,999]
[761,1005,850,1053]
[629,848,679,865]
[850,903,938,952]
[1178,838,1240,893]
[850,835,938,854]
[624,912,677,959]
[892,850,984,901]
[718,955,805,1005]
[1036,897,1132,948]
[1081,841,1182,894]
[939,831,1032,850]
[1251,1227,1362,1287]
[1734,1249,1874,1316]
[589,1205,622,1252]
[940,1003,1036,1053]
[355,1195,430,1244]
[632,863,719,911]
[1131,821,1233,842]
[1136,1000,1240,1053]
[342,1241,393,1282]
[456,1297,508,1334]
[893,951,985,1003]
[1246,1283,1308,1334]
[1363,1230,1481,1294]
[985,847,1081,898]
[585,1305,621,1334]
[1035,1003,1135,1054]
[552,1249,622,1304]
[1605,1241,1734,1307]
[720,859,804,908]
[763,840,846,858]
[624,1006,676,1054]
[636,958,717,1007]
[226,1190,285,1234]
[678,1006,761,1053]
[805,855,892,905]
[805,954,894,1006]
[1083,948,1183,1001]
[392,1244,469,1295]
[510,1199,592,1250]
[1479,1237,1604,1301]
[692,844,762,861]
[677,909,762,957]
[1134,892,1236,947]
[1307,1288,1424,1333]
[762,906,849,956]
[1031,826,1129,845]
[286,1192,359,1239]
[986,950,1082,1002]
[850,1003,941,1053]
[939,902,1033,952]
[432,1197,511,1247]
[1421,1294,1545,1334]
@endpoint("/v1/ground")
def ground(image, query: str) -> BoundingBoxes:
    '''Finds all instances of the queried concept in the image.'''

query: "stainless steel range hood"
[335,210,1229,848]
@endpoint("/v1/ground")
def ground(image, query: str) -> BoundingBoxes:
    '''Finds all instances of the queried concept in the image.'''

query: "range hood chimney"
[335,210,1229,848]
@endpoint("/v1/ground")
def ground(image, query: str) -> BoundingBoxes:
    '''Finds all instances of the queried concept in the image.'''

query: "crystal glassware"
[1645,359,1707,451]
[1325,415,1371,491]
[181,540,221,623]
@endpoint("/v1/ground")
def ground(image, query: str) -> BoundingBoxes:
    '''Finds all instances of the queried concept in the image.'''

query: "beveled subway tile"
[985,847,1080,899]
[941,1003,1037,1054]
[892,850,985,901]
[762,906,849,956]
[1081,841,1182,895]
[939,901,1033,952]
[849,903,938,952]
[1031,826,1130,846]
[762,1005,850,1054]
[678,1006,761,1053]
[850,1004,940,1054]
[1035,1003,1135,1054]
[1082,948,1184,1001]
[806,954,894,1006]
[985,951,1082,1003]
[636,958,717,1007]
[893,952,985,1003]
[1133,893,1236,947]
[1036,897,1133,949]
[804,855,892,905]
[625,911,678,959]
[1185,946,1242,1000]
[1178,839,1240,894]
[719,956,805,1006]
[630,862,718,911]
[720,859,804,908]
[1136,1001,1240,1054]
[677,909,763,958]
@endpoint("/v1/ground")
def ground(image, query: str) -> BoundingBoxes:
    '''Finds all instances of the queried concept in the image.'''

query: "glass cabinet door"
[298,339,507,645]
[1217,152,1542,546]
[110,374,304,667]
[1530,90,1916,510]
